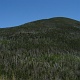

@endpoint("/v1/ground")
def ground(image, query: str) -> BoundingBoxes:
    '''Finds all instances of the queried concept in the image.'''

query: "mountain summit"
[0,17,80,80]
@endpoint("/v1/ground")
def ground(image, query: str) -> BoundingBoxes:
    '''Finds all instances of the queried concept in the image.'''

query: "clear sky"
[0,0,80,28]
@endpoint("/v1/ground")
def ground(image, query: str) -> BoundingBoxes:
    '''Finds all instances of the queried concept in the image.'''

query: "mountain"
[0,17,80,80]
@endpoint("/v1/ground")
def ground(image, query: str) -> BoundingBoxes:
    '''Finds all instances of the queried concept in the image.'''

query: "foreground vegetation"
[0,53,80,80]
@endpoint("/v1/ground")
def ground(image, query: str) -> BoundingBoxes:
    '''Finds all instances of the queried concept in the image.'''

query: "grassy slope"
[0,17,80,80]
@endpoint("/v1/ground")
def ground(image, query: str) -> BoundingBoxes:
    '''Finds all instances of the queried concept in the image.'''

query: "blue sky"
[0,0,80,28]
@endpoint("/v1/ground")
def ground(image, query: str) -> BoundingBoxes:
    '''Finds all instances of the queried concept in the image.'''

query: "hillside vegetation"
[0,17,80,80]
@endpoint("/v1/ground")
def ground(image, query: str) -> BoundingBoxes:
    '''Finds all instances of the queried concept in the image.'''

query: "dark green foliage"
[0,17,80,80]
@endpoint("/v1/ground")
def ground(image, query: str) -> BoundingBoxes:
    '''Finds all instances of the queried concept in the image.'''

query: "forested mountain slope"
[0,17,80,80]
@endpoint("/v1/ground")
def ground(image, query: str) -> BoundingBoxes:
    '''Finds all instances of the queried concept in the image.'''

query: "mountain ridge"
[0,17,80,29]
